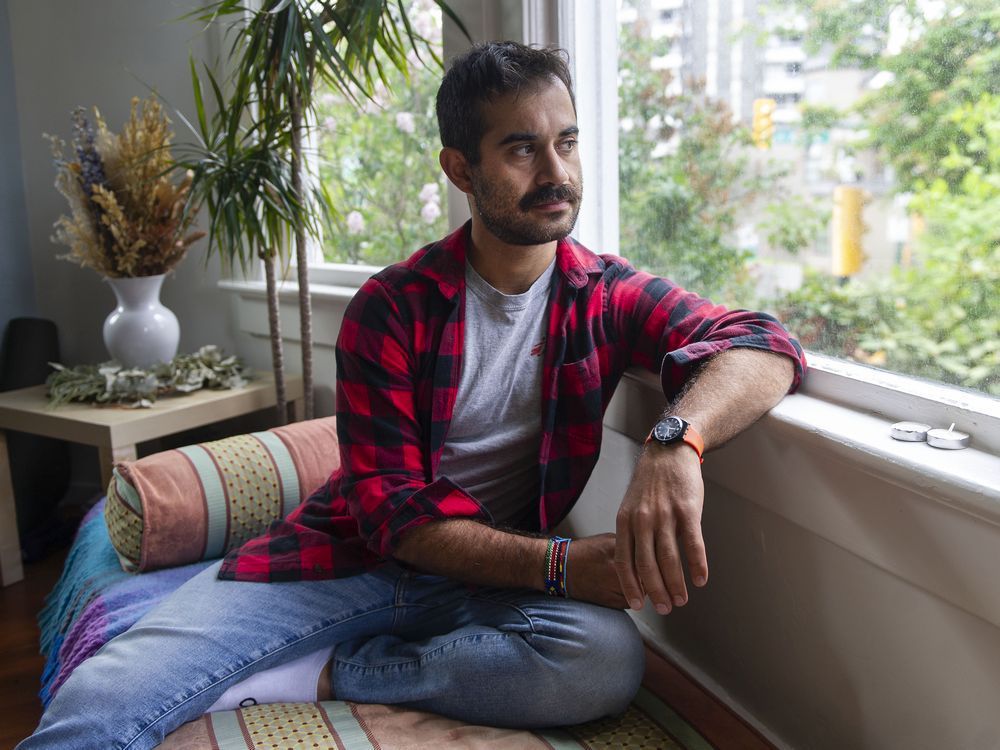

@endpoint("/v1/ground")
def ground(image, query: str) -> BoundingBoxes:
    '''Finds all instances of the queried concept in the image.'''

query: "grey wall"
[5,0,235,366]
[0,0,36,332]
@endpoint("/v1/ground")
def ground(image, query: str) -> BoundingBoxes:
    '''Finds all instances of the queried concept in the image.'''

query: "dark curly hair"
[436,41,575,165]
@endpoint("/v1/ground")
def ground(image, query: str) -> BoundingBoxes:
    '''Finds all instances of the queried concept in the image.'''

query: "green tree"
[780,0,1000,193]
[778,91,1000,395]
[618,20,786,303]
[769,0,1000,394]
[758,195,830,256]
[616,0,998,394]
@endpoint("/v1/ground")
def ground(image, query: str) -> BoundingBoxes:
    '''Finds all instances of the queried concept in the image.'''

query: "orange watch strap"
[644,421,705,463]
[683,424,705,463]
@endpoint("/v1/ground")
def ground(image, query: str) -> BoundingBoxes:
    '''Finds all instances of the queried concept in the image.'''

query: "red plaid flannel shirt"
[218,224,806,582]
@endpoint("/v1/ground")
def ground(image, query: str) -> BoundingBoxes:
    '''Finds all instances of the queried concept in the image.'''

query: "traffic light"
[832,186,868,278]
[752,98,776,149]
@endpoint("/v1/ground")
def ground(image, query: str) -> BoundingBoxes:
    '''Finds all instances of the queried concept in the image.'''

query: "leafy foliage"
[617,25,787,303]
[175,66,308,273]
[779,8,1000,396]
[46,345,249,408]
[781,0,1000,193]
[758,195,830,256]
[314,2,449,264]
[617,0,998,396]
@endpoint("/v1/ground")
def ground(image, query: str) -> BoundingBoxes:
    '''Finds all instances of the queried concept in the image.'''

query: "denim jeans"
[20,560,645,750]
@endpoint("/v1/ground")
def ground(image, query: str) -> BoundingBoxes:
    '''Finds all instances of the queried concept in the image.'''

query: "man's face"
[467,79,583,246]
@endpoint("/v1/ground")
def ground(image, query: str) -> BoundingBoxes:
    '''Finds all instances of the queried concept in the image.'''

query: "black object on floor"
[0,317,72,555]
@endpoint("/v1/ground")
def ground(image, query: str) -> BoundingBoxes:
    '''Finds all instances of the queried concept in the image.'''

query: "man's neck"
[467,221,558,295]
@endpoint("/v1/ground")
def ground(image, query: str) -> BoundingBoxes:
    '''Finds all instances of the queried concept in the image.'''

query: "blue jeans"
[20,561,645,750]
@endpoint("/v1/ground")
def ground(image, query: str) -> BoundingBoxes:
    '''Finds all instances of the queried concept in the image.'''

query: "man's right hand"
[565,533,629,609]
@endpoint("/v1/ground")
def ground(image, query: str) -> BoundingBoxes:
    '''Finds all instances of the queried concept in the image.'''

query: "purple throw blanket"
[38,499,212,706]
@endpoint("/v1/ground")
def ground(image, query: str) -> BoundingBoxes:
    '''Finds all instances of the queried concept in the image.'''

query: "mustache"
[519,185,579,211]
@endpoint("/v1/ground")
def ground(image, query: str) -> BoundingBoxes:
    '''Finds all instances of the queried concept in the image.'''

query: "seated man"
[20,41,805,749]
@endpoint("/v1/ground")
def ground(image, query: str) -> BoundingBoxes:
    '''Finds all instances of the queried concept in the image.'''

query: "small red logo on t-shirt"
[530,338,546,357]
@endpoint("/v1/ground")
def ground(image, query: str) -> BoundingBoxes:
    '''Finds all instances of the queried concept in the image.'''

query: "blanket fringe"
[38,500,122,657]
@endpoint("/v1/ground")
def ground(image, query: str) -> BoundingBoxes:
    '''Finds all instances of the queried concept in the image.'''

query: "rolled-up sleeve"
[603,259,807,398]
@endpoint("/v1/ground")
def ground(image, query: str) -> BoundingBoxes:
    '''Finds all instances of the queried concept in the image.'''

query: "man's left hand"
[614,444,707,614]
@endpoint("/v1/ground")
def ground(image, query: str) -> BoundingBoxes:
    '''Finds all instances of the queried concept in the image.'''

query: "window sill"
[218,278,360,303]
[607,368,1000,522]
[801,352,1000,455]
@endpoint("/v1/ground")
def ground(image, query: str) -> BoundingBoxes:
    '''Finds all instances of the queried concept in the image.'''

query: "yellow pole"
[832,186,865,277]
[752,98,776,149]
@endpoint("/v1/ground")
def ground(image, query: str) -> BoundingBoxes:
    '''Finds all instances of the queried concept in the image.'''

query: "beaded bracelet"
[544,536,572,598]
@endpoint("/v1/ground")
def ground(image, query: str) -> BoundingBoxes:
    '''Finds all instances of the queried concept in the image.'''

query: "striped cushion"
[159,689,706,749]
[104,418,340,572]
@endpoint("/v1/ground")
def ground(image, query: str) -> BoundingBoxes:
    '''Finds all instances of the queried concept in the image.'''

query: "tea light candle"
[890,421,932,442]
[927,423,971,450]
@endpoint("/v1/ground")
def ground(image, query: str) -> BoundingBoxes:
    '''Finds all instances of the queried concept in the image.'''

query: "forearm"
[394,519,547,591]
[613,349,792,612]
[667,348,795,450]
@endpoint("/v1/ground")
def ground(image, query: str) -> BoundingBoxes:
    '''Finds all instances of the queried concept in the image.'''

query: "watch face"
[653,416,685,443]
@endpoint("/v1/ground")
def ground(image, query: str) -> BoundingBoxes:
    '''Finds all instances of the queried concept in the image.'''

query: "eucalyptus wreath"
[46,345,250,408]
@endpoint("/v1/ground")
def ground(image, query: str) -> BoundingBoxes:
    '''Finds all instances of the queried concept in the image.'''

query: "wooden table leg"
[0,431,24,587]
[98,443,138,491]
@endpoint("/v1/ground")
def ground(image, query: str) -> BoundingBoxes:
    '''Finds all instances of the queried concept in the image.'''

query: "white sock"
[207,645,334,713]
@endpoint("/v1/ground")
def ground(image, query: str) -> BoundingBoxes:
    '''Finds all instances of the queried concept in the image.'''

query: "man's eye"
[513,144,534,156]
[559,139,578,152]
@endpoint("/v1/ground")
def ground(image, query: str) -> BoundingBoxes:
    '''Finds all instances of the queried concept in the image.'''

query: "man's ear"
[439,147,474,195]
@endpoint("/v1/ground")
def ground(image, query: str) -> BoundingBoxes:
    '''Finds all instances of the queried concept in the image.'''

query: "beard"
[469,170,583,246]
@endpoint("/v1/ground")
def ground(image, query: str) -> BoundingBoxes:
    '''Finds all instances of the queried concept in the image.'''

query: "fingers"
[614,514,644,611]
[654,517,708,606]
[641,529,676,614]
[682,521,709,588]
[616,501,708,614]
[616,507,684,614]
[654,530,686,610]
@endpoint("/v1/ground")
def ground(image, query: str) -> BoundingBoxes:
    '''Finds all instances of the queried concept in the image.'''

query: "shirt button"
[313,564,324,574]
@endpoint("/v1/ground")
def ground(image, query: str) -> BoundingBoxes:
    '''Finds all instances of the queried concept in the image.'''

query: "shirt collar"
[410,220,603,298]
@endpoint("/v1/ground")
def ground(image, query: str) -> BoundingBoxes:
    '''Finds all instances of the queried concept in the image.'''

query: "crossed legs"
[19,563,644,750]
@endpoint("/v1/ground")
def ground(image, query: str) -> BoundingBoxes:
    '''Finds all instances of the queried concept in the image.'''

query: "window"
[616,0,999,399]
[312,0,449,266]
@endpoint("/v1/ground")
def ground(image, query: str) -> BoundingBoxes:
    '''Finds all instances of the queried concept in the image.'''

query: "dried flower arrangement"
[47,96,205,278]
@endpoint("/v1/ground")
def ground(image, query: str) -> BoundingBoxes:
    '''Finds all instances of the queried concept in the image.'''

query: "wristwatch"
[646,416,704,463]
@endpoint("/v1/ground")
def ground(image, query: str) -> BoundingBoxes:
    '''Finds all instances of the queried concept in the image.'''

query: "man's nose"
[536,145,570,186]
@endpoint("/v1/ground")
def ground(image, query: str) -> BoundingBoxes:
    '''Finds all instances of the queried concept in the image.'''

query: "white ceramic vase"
[102,274,180,368]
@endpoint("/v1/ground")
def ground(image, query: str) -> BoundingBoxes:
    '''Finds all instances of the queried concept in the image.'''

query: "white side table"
[0,375,303,586]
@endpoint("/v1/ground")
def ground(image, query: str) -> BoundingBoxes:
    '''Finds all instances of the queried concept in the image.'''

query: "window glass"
[314,0,448,265]
[617,0,999,398]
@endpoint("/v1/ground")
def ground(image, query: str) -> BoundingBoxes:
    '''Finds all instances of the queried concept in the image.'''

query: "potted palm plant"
[181,0,468,423]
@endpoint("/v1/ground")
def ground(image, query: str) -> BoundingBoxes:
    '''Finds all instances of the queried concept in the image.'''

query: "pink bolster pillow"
[104,417,340,572]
